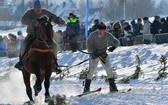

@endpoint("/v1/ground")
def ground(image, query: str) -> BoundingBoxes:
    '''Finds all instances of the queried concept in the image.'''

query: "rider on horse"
[14,0,65,74]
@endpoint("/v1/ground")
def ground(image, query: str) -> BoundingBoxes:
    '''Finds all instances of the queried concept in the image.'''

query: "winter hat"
[94,19,99,24]
[69,13,74,16]
[34,0,41,8]
[131,19,136,26]
[17,31,22,35]
[161,18,166,22]
[143,17,149,20]
[154,15,160,20]
[98,22,106,30]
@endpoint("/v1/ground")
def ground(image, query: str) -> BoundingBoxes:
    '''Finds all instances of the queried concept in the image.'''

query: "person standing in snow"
[16,31,24,50]
[140,17,151,35]
[66,13,80,52]
[83,22,120,93]
[14,0,65,74]
[88,19,99,35]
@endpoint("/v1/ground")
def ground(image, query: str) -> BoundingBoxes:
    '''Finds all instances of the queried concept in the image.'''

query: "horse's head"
[36,15,54,46]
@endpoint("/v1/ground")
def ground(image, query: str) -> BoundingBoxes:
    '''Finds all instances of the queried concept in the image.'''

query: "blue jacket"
[66,17,80,36]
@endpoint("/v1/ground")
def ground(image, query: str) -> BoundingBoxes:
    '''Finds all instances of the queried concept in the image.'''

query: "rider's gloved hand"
[58,17,65,24]
[92,50,100,59]
[60,19,65,24]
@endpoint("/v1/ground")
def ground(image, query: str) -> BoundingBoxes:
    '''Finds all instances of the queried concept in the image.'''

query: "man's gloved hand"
[60,19,65,24]
[108,46,116,52]
[59,18,65,24]
[92,51,100,59]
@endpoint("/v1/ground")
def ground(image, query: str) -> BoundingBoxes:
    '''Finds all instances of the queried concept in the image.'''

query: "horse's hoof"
[33,85,41,96]
[35,92,38,96]
[45,95,52,103]
[34,85,42,92]
[36,85,42,92]
[55,68,62,74]
[23,100,34,105]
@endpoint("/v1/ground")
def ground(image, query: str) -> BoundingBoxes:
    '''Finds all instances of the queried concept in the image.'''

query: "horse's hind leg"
[22,70,34,102]
[44,70,52,102]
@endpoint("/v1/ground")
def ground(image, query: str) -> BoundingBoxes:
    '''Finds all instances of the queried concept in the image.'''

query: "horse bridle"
[37,20,53,47]
[28,20,54,54]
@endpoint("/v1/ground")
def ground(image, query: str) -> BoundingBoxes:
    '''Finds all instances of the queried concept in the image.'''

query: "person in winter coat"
[88,19,99,35]
[83,22,120,93]
[133,18,143,36]
[160,18,167,34]
[123,24,134,46]
[112,22,124,39]
[14,0,65,74]
[16,31,25,50]
[151,16,161,35]
[66,13,80,52]
[140,17,151,34]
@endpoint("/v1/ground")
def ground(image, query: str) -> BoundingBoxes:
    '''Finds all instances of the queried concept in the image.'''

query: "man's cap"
[34,0,41,8]
[94,19,99,24]
[143,17,149,20]
[98,22,106,30]
[69,13,74,16]
[154,15,160,20]
[17,31,22,35]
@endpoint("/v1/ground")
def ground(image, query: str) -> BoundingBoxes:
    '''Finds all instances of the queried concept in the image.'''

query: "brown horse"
[22,15,55,103]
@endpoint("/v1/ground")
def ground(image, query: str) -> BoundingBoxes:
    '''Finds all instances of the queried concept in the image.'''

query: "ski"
[77,87,102,97]
[76,88,131,97]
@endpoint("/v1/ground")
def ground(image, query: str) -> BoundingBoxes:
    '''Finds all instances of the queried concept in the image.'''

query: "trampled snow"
[0,43,168,105]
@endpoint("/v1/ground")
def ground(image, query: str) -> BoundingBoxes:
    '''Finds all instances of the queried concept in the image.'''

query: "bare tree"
[78,1,86,18]
[77,0,156,22]
[156,0,168,16]
[103,0,121,21]
[104,0,155,20]
[126,0,155,19]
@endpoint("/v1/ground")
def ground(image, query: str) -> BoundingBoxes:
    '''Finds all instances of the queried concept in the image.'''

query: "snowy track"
[0,68,27,104]
[0,68,48,105]
[1,44,168,104]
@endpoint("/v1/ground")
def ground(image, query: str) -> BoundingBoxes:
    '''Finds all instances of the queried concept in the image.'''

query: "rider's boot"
[14,55,23,71]
[54,59,62,74]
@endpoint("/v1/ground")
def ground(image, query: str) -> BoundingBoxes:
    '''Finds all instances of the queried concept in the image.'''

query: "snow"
[0,28,168,105]
[0,0,167,104]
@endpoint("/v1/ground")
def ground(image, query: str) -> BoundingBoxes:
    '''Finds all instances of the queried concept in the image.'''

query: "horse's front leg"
[33,66,42,96]
[22,70,34,102]
[44,69,52,103]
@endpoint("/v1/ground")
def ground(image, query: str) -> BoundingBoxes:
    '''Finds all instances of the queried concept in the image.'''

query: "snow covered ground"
[0,43,168,105]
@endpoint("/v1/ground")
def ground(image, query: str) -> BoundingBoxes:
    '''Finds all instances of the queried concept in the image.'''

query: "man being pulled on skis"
[83,22,120,93]
[14,0,65,74]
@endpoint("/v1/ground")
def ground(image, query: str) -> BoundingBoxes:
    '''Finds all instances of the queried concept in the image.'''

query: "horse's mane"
[37,15,52,23]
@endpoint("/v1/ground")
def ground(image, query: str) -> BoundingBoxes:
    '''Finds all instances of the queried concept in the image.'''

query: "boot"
[83,79,91,93]
[54,59,62,74]
[14,55,23,71]
[55,67,62,74]
[108,78,118,92]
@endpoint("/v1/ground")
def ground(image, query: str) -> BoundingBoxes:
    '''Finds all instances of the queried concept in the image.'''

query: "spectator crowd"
[1,15,168,57]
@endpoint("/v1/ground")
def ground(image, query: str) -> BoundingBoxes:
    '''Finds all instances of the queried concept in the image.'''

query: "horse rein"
[28,48,53,54]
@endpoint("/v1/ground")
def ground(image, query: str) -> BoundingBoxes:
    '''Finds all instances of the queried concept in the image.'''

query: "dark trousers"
[69,35,78,51]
